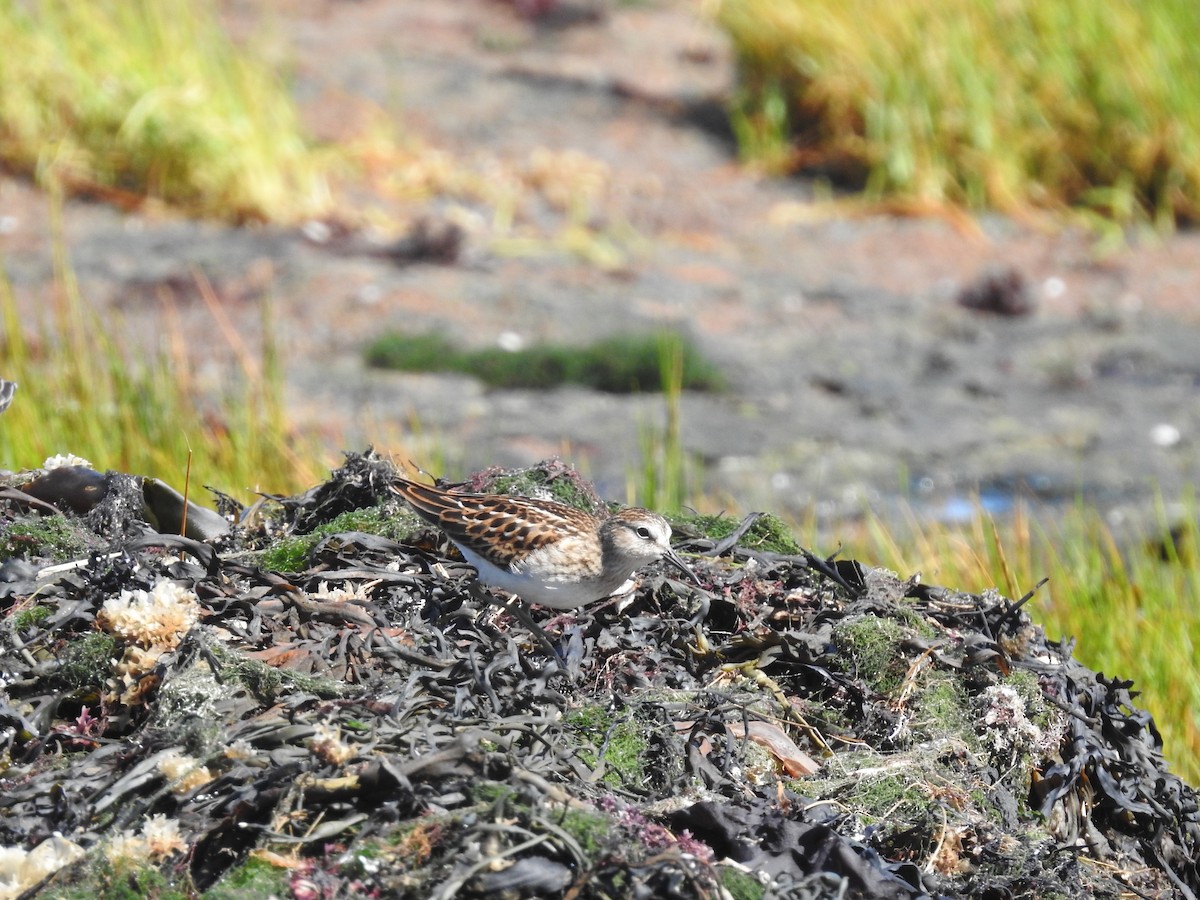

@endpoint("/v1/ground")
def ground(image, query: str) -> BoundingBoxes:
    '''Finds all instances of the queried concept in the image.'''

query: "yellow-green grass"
[0,233,325,503]
[0,0,331,222]
[715,0,1200,227]
[845,497,1200,783]
[633,333,689,513]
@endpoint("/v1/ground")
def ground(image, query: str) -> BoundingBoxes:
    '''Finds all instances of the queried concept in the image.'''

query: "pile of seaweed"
[0,451,1196,899]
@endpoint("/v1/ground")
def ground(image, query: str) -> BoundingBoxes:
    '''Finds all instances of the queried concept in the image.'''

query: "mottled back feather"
[392,477,598,569]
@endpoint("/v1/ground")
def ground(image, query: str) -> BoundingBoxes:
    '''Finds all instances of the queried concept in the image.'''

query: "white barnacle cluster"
[310,722,355,766]
[97,579,200,650]
[96,579,201,705]
[41,453,93,470]
[105,814,187,863]
[156,749,214,795]
[0,835,84,899]
[978,684,1063,762]
[311,580,370,604]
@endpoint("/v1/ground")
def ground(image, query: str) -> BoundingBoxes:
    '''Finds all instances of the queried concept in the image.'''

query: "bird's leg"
[465,580,562,662]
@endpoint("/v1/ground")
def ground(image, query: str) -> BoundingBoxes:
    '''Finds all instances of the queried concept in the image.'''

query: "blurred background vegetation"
[0,0,1197,780]
[717,0,1200,230]
[0,0,332,222]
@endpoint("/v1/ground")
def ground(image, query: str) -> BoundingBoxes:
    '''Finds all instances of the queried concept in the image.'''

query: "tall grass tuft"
[632,333,690,513]
[715,0,1200,226]
[848,496,1200,783]
[0,0,331,222]
[0,206,324,503]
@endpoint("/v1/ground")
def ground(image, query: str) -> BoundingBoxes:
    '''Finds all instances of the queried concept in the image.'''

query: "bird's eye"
[635,525,653,539]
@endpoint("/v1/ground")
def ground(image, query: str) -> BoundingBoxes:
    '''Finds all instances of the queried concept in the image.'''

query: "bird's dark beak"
[664,546,702,586]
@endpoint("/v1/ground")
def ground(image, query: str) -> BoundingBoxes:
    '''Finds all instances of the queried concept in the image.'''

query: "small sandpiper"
[391,475,700,610]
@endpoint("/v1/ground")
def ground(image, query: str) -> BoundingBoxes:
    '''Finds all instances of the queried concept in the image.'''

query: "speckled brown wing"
[391,478,595,568]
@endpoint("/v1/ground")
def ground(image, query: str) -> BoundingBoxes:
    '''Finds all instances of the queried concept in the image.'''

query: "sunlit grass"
[837,496,1200,783]
[632,333,690,512]
[0,204,326,502]
[0,0,332,222]
[714,0,1200,227]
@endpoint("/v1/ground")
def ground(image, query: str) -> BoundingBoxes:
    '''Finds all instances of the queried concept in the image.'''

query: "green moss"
[469,344,577,389]
[120,865,186,900]
[912,672,975,746]
[257,536,310,574]
[44,856,188,900]
[886,602,933,633]
[607,721,650,786]
[1004,668,1056,731]
[258,504,420,572]
[669,512,801,555]
[469,782,617,860]
[853,769,919,812]
[485,470,605,516]
[799,749,937,831]
[566,704,609,731]
[721,866,766,900]
[10,603,53,631]
[0,514,96,562]
[52,632,119,694]
[565,706,649,790]
[320,505,418,540]
[832,615,910,695]
[208,644,349,702]
[365,333,456,372]
[559,808,614,857]
[470,781,517,805]
[832,615,975,747]
[277,667,352,700]
[203,857,290,899]
[352,841,382,861]
[230,656,284,701]
[364,330,724,394]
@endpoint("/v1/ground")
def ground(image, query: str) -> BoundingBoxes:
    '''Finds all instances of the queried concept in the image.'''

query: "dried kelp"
[0,451,1196,899]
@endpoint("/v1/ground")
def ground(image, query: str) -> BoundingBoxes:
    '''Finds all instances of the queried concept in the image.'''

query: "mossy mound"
[0,451,1194,898]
